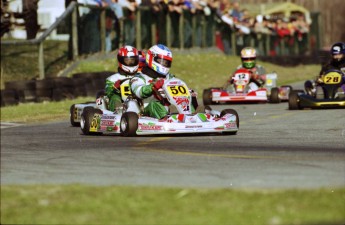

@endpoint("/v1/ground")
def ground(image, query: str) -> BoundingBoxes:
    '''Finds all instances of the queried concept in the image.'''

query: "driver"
[305,42,345,94]
[129,44,175,119]
[231,47,266,88]
[319,42,345,76]
[105,45,140,111]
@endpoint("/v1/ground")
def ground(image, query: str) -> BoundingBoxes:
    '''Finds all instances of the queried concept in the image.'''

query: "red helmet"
[117,46,139,75]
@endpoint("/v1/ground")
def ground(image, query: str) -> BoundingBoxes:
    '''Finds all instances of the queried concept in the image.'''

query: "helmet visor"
[154,55,172,68]
[242,57,256,61]
[122,56,139,67]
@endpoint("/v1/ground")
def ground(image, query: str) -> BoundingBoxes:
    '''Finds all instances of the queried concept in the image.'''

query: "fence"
[1,2,316,80]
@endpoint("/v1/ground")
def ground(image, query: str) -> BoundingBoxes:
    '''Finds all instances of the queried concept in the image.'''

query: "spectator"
[78,0,105,54]
[229,0,241,21]
[103,0,125,51]
[181,0,195,48]
[168,0,183,48]
[121,0,138,46]
[294,14,310,55]
[217,0,233,54]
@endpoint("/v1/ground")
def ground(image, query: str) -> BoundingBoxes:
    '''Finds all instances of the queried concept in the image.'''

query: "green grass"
[1,185,344,225]
[0,97,93,123]
[1,40,69,89]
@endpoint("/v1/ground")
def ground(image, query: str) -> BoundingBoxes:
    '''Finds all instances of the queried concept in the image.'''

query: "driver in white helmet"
[130,44,175,119]
[105,45,140,111]
[231,47,266,88]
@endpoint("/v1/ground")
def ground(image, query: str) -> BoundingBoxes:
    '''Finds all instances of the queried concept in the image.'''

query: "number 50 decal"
[167,85,189,97]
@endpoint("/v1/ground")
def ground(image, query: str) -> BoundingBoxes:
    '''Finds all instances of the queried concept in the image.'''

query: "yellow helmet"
[241,47,256,69]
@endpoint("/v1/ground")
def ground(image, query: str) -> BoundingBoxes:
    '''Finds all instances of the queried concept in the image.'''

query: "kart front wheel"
[70,104,80,127]
[120,112,138,137]
[220,109,239,135]
[80,107,102,135]
[288,91,300,110]
[270,87,281,103]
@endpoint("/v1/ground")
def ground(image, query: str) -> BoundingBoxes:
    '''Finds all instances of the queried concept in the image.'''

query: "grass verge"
[1,185,344,225]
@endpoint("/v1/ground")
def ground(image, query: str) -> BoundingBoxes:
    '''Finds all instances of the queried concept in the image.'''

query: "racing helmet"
[330,42,345,62]
[117,45,139,75]
[241,47,257,69]
[138,50,146,72]
[146,44,173,76]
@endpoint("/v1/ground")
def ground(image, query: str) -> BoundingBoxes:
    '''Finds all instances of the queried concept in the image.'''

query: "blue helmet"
[146,44,173,76]
[330,42,345,55]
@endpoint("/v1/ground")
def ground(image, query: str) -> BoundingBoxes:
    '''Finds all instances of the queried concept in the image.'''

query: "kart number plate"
[167,85,189,97]
[90,114,100,132]
[324,72,342,84]
[121,84,132,97]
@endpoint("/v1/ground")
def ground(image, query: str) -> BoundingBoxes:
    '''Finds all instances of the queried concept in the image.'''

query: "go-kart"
[80,77,239,136]
[69,79,199,127]
[289,69,345,109]
[203,68,291,105]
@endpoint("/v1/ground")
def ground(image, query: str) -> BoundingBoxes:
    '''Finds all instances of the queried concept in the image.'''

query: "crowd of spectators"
[68,0,311,56]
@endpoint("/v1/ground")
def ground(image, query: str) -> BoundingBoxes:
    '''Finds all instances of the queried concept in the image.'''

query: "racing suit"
[305,59,345,95]
[234,64,266,87]
[130,67,175,119]
[105,70,137,111]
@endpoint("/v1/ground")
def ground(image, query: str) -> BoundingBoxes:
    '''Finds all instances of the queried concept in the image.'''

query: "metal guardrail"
[1,2,79,79]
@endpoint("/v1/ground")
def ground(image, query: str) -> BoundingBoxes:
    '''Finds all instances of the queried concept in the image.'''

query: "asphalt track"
[1,101,344,189]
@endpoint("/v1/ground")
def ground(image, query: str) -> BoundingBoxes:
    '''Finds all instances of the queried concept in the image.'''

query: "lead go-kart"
[79,77,239,136]
[288,69,345,109]
[69,79,199,127]
[203,68,291,105]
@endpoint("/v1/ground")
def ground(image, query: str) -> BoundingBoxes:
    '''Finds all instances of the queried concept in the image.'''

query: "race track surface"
[1,102,345,189]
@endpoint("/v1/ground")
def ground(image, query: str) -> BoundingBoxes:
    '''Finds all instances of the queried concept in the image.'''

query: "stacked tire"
[1,71,115,107]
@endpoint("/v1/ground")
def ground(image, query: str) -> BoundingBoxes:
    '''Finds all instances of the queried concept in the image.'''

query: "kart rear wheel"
[70,104,80,127]
[120,112,138,137]
[288,91,300,110]
[220,109,239,135]
[270,87,281,103]
[80,107,102,135]
[203,89,213,105]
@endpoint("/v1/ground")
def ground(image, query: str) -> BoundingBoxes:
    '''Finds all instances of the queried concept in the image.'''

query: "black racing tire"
[70,104,80,127]
[220,109,239,135]
[288,91,300,110]
[120,112,138,137]
[270,87,281,103]
[203,89,213,106]
[80,107,102,135]
[192,96,198,111]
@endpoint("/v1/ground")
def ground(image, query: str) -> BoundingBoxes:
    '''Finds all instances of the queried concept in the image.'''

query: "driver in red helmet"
[105,45,140,111]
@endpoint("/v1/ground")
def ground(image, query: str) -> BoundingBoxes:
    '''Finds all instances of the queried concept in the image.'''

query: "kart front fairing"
[90,110,238,135]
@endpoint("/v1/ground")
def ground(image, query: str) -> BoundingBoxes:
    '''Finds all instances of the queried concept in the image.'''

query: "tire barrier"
[1,71,114,107]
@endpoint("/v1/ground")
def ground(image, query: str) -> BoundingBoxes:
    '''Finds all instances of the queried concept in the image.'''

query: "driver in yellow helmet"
[231,47,266,88]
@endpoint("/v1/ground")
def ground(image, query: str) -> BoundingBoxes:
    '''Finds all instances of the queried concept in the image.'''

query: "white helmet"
[117,45,139,75]
[146,44,173,76]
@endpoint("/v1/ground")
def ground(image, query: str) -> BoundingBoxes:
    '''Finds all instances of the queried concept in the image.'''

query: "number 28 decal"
[324,72,342,84]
